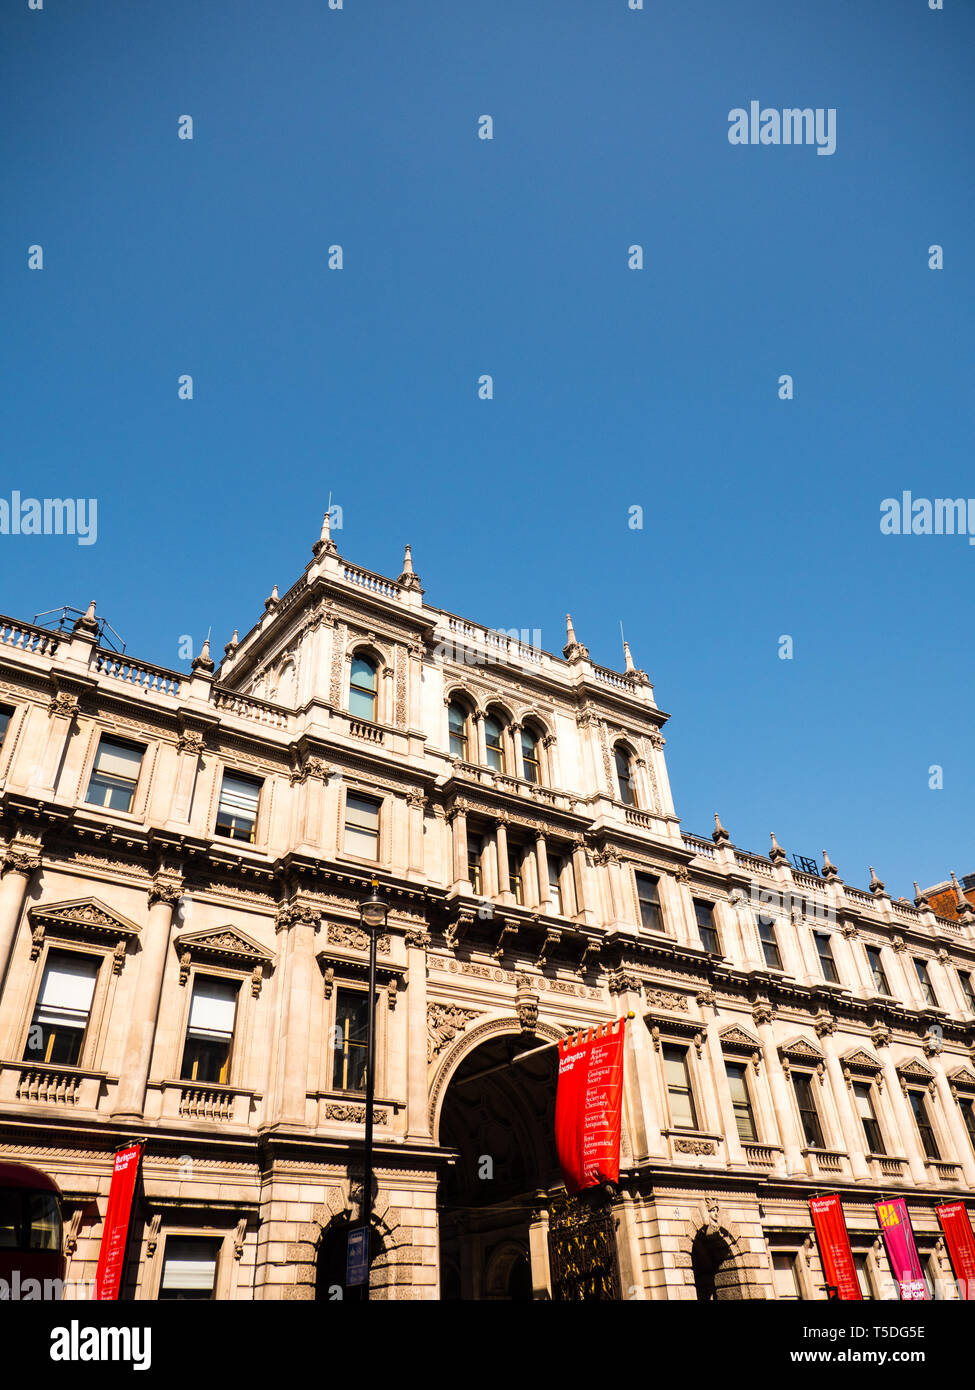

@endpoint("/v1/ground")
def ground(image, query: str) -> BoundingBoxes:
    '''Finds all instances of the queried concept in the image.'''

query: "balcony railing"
[95,649,183,697]
[742,1142,778,1168]
[0,618,61,658]
[682,834,716,860]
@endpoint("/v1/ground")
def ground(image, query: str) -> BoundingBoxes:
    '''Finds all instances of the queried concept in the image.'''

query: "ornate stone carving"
[427,1003,481,1063]
[177,730,207,756]
[515,979,539,1035]
[674,865,691,883]
[326,922,391,955]
[405,928,431,950]
[645,987,689,1013]
[608,969,642,995]
[48,691,79,719]
[324,1103,388,1126]
[148,874,184,909]
[674,1138,715,1156]
[813,1010,836,1039]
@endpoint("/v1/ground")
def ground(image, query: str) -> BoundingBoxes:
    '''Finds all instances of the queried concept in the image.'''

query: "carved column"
[472,711,487,768]
[494,816,514,906]
[570,838,595,926]
[815,1013,870,1179]
[31,689,79,793]
[447,806,470,892]
[170,727,206,824]
[700,995,744,1164]
[406,790,426,877]
[0,838,42,989]
[877,1046,928,1185]
[534,830,550,912]
[272,899,320,1128]
[754,1006,804,1174]
[112,869,183,1118]
[405,928,431,1139]
[610,974,662,1160]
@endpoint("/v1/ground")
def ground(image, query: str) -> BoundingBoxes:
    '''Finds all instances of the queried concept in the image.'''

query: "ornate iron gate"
[547,1191,622,1301]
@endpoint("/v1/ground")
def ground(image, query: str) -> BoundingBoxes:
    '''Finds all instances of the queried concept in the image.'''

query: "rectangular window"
[792,1071,825,1148]
[771,1251,801,1300]
[854,1252,873,1300]
[0,704,13,747]
[85,736,143,813]
[508,846,524,904]
[853,1080,885,1155]
[757,915,782,970]
[694,900,720,955]
[866,946,890,995]
[159,1236,220,1301]
[215,772,261,843]
[908,1089,940,1160]
[180,976,238,1085]
[960,1097,975,1151]
[547,855,564,914]
[344,792,380,860]
[663,1044,698,1130]
[914,958,937,1009]
[959,972,975,1013]
[814,932,839,984]
[635,873,663,932]
[332,990,369,1092]
[25,950,99,1066]
[725,1061,757,1142]
[467,832,483,895]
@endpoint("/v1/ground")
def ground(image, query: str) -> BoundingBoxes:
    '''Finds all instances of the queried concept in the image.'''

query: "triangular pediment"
[28,898,140,939]
[719,1025,762,1051]
[779,1035,824,1062]
[174,926,273,966]
[947,1066,975,1092]
[896,1057,935,1081]
[840,1046,882,1073]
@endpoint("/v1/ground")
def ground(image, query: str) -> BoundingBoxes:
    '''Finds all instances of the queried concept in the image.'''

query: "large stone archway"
[678,1200,767,1301]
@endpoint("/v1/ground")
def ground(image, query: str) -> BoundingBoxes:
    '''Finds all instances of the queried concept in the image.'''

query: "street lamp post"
[358,877,388,1302]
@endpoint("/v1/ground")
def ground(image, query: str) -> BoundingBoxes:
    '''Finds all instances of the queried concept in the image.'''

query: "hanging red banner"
[875,1198,929,1300]
[936,1202,975,1299]
[555,1018,625,1194]
[94,1142,144,1300]
[809,1194,862,1299]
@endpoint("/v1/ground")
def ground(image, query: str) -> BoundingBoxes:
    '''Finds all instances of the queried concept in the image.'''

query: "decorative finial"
[769,831,786,864]
[868,865,886,896]
[397,543,422,591]
[72,598,99,635]
[191,636,215,674]
[712,812,730,845]
[913,881,926,909]
[822,849,838,880]
[563,613,589,662]
[622,638,636,675]
[265,585,279,613]
[224,629,239,658]
[949,872,975,921]
[312,508,339,559]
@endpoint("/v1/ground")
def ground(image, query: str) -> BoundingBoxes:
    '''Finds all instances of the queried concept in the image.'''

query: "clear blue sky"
[2,0,972,898]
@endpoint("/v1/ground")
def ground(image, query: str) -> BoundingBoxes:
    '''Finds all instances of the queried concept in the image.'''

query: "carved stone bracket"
[427,1003,481,1063]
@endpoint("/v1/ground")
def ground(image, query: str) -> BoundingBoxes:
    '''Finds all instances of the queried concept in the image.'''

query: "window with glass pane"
[771,1252,800,1299]
[757,915,783,970]
[215,772,261,842]
[814,932,839,984]
[908,1089,940,1160]
[467,833,483,894]
[547,855,564,914]
[725,1061,757,1141]
[0,1191,61,1253]
[332,990,369,1092]
[159,1237,220,1301]
[866,946,890,995]
[663,1044,698,1129]
[344,792,380,859]
[614,747,636,807]
[914,959,937,1008]
[853,1081,885,1155]
[349,656,378,721]
[85,736,143,813]
[694,900,720,954]
[854,1252,872,1300]
[180,976,238,1084]
[521,729,541,784]
[960,1097,975,1150]
[635,873,662,932]
[508,846,524,904]
[25,950,99,1066]
[959,972,975,1012]
[792,1072,825,1148]
[484,715,505,772]
[448,703,469,760]
[0,705,12,746]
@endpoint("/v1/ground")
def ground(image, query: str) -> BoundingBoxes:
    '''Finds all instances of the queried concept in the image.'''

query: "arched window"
[448,701,470,760]
[521,727,542,785]
[349,655,378,722]
[484,713,506,774]
[614,746,636,807]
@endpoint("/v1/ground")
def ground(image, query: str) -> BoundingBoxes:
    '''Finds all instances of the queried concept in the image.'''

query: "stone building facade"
[0,516,973,1300]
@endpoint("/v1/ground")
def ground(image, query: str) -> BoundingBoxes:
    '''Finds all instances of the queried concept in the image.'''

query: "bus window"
[0,1190,18,1246]
[28,1192,61,1250]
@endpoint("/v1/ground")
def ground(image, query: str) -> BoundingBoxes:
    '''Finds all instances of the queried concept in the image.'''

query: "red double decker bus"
[0,1161,66,1297]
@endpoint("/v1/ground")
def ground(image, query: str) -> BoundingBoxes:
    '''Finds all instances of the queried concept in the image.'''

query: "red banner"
[936,1202,975,1299]
[94,1142,144,1300]
[555,1018,625,1194]
[876,1198,929,1300]
[809,1194,862,1299]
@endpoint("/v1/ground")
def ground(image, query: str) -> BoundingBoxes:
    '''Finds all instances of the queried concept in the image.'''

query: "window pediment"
[895,1056,936,1084]
[175,927,274,996]
[316,950,407,1009]
[778,1036,825,1065]
[947,1066,975,1094]
[839,1046,883,1077]
[719,1024,762,1055]
[28,898,140,970]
